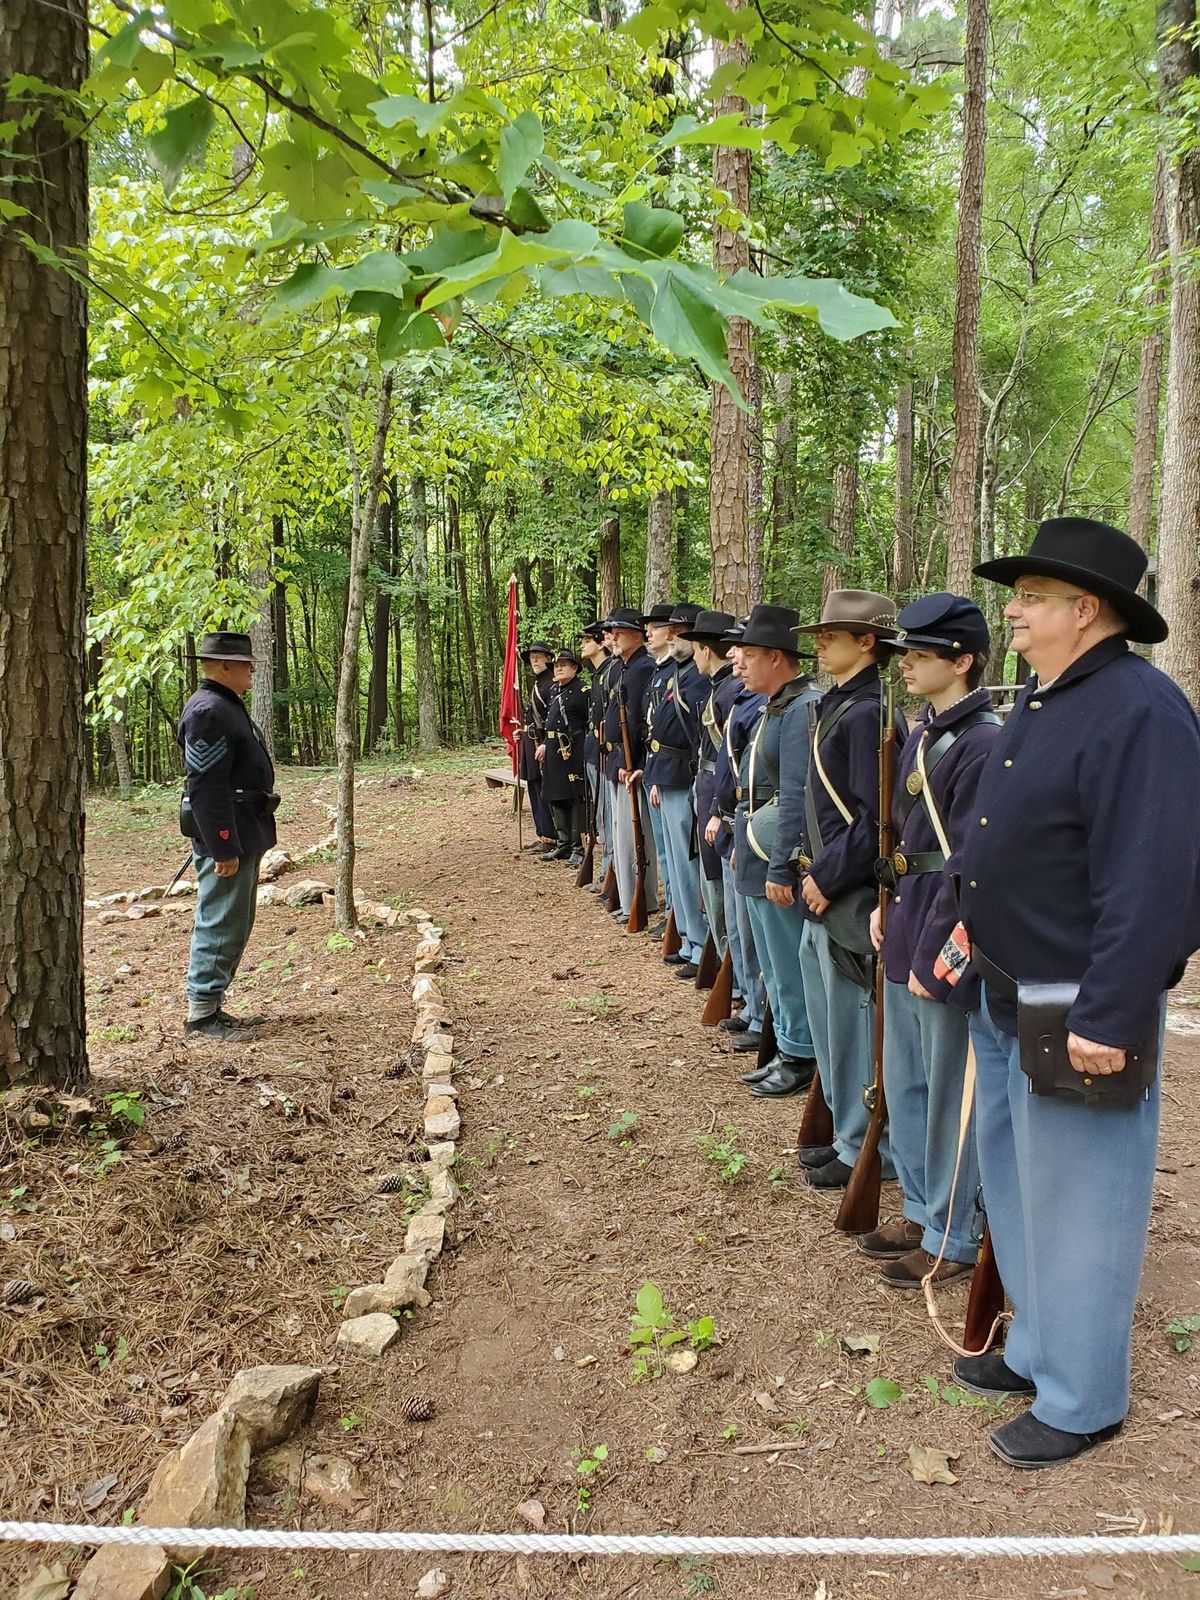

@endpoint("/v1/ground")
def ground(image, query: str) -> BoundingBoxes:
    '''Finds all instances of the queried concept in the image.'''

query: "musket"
[962,1226,1005,1354]
[695,931,720,990]
[797,1070,833,1149]
[701,950,734,1025]
[662,906,682,959]
[834,669,897,1235]
[617,693,649,933]
[166,853,193,894]
[599,860,620,911]
[755,998,777,1072]
[575,759,597,887]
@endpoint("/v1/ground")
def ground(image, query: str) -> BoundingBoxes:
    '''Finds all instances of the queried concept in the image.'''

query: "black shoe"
[663,952,686,966]
[648,919,668,939]
[738,1063,772,1085]
[729,1030,764,1054]
[538,845,572,864]
[952,1352,1037,1399]
[988,1411,1122,1471]
[673,962,699,979]
[610,908,628,921]
[719,1016,749,1033]
[797,1143,838,1170]
[751,1059,815,1098]
[568,850,584,868]
[185,1008,258,1039]
[803,1156,855,1189]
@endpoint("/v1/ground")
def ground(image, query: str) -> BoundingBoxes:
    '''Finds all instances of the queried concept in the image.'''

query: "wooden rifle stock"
[963,1227,1005,1354]
[701,951,734,1025]
[755,1000,777,1070]
[575,835,595,887]
[797,1070,833,1148]
[835,674,897,1235]
[663,906,682,958]
[617,694,648,933]
[599,861,619,912]
[695,932,720,990]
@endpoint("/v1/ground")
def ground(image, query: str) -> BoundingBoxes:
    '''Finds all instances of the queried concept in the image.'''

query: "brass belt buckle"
[892,851,909,876]
[794,853,812,870]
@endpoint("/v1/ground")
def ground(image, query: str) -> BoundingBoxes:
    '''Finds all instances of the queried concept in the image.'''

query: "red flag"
[499,574,522,774]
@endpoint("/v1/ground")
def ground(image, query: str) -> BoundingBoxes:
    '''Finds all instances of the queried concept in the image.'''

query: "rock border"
[337,915,459,1357]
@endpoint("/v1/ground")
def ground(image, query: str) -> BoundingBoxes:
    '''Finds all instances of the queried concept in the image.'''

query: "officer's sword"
[165,853,194,895]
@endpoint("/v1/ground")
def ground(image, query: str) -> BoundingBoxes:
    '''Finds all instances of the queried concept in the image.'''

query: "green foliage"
[863,1377,903,1410]
[628,1279,715,1381]
[1166,1315,1200,1354]
[699,1125,746,1183]
[104,1089,145,1126]
[607,1108,639,1143]
[93,1335,130,1371]
[572,1441,609,1516]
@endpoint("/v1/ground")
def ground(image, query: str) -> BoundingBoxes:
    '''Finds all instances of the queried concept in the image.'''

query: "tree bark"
[0,0,89,1088]
[447,485,484,737]
[1129,151,1169,555]
[1156,0,1200,705]
[249,564,275,756]
[893,382,915,593]
[335,375,395,929]
[944,0,989,593]
[747,347,765,604]
[708,9,753,612]
[110,696,133,798]
[411,466,441,752]
[365,486,393,755]
[644,490,673,608]
[271,516,292,762]
[822,452,860,607]
[598,482,621,616]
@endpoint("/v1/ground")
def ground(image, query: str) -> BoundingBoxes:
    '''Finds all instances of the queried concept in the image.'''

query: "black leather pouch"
[1016,981,1158,1108]
[179,793,198,840]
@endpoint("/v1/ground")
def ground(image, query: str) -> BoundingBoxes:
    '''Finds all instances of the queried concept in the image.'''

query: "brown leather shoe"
[855,1217,923,1260]
[879,1247,973,1290]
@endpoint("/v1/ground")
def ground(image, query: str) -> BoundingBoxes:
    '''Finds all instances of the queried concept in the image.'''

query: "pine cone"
[113,1401,142,1425]
[182,1166,207,1183]
[377,1173,407,1195]
[1,1279,36,1307]
[385,1062,406,1080]
[400,1392,434,1422]
[219,1064,238,1079]
[154,1133,187,1155]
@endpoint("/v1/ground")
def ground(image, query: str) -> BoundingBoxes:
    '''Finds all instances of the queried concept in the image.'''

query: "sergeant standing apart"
[519,641,557,852]
[537,649,590,865]
[861,594,1000,1287]
[600,609,659,924]
[177,632,279,1038]
[733,605,822,1098]
[708,619,769,1051]
[579,623,613,887]
[792,591,901,1188]
[680,611,739,965]
[952,519,1200,1469]
[643,602,707,976]
[641,603,679,934]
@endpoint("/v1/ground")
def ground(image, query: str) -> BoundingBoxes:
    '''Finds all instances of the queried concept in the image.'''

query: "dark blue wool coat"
[177,679,277,861]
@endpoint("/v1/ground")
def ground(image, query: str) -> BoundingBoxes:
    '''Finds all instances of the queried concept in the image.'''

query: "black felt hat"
[883,593,991,657]
[581,620,607,642]
[974,517,1166,645]
[679,608,737,643]
[555,648,582,670]
[667,601,704,629]
[602,607,647,634]
[721,614,750,643]
[191,631,255,662]
[740,604,803,654]
[521,639,556,666]
[644,602,677,625]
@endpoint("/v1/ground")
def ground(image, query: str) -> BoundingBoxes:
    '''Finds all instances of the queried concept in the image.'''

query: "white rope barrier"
[3,1522,1200,1560]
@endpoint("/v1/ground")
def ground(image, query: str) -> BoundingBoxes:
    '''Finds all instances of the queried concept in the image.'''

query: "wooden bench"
[482,767,525,792]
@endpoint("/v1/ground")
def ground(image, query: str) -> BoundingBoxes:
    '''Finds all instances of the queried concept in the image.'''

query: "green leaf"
[95,13,152,69]
[619,3,676,46]
[647,265,737,392]
[655,113,766,154]
[539,155,608,199]
[258,140,356,221]
[146,97,215,198]
[724,268,897,342]
[498,110,544,204]
[507,185,550,230]
[622,201,684,260]
[865,1377,903,1410]
[376,307,446,359]
[369,93,450,136]
[636,1280,665,1326]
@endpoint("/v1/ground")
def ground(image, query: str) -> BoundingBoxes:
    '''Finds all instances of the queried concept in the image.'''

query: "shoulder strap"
[810,689,874,828]
[893,708,1002,835]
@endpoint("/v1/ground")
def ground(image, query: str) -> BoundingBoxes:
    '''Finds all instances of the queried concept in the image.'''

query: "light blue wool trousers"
[186,852,263,1019]
[699,869,727,958]
[658,786,706,962]
[970,995,1164,1433]
[722,861,765,1033]
[746,895,814,1060]
[799,919,891,1172]
[608,779,659,921]
[648,796,672,912]
[883,980,980,1262]
[588,764,611,883]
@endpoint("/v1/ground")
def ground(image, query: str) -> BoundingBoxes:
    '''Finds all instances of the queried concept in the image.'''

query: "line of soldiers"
[517,517,1200,1472]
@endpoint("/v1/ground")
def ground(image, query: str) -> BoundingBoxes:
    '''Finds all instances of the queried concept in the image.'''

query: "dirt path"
[5,755,1200,1600]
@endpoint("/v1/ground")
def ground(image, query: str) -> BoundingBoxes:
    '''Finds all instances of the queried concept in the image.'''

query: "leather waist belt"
[648,738,690,758]
[697,758,717,775]
[892,849,946,877]
[971,944,1018,1000]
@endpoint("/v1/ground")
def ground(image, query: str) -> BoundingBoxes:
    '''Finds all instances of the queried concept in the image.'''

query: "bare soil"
[3,751,1199,1600]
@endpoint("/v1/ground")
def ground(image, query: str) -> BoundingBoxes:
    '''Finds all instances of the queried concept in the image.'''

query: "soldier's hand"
[800,873,830,916]
[704,816,721,847]
[215,857,240,878]
[869,905,883,951]
[649,784,661,809]
[1067,1032,1127,1076]
[908,971,933,1000]
[535,743,546,764]
[765,880,794,907]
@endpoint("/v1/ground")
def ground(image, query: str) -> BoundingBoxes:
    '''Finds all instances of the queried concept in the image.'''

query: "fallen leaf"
[645,1445,668,1463]
[574,1355,598,1368]
[752,1389,780,1413]
[15,1566,71,1600]
[552,1346,566,1362]
[1082,1564,1117,1590]
[840,1332,882,1357]
[666,1349,698,1375]
[864,1377,903,1409]
[907,1445,959,1485]
[517,1499,546,1529]
[78,1472,119,1510]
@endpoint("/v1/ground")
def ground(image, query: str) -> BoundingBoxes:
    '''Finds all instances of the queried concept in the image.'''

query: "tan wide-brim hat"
[793,589,898,638]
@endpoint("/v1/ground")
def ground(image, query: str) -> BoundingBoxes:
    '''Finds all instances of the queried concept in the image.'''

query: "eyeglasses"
[1010,586,1087,607]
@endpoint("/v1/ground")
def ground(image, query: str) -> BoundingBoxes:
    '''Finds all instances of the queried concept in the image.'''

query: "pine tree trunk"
[1129,152,1169,555]
[644,490,674,607]
[365,488,393,754]
[1156,0,1200,705]
[708,10,753,613]
[110,698,133,798]
[335,375,394,930]
[249,565,275,756]
[0,0,89,1088]
[411,468,441,752]
[598,483,621,616]
[893,382,915,593]
[271,516,292,762]
[821,453,860,607]
[448,486,484,737]
[944,0,989,593]
[748,347,765,604]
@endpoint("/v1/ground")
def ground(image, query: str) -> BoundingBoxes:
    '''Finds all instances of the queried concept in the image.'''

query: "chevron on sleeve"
[184,734,230,775]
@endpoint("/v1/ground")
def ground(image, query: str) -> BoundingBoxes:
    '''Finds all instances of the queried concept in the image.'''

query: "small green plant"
[864,1377,904,1410]
[164,1560,252,1600]
[564,993,620,1020]
[326,930,356,954]
[339,1412,363,1432]
[573,1442,609,1516]
[767,1163,788,1195]
[629,1281,716,1381]
[93,1335,130,1372]
[607,1109,639,1144]
[577,1085,596,1100]
[699,1126,746,1183]
[328,1286,351,1310]
[720,1422,739,1442]
[814,1329,835,1350]
[90,1138,125,1179]
[678,1557,718,1596]
[920,1375,996,1409]
[96,1023,137,1044]
[105,1089,146,1127]
[1166,1315,1200,1353]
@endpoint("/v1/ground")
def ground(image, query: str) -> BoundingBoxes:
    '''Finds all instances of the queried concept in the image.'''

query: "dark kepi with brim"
[973,516,1167,645]
[521,639,556,666]
[679,609,737,643]
[554,648,583,670]
[740,603,803,654]
[793,589,898,639]
[190,631,255,663]
[601,607,647,634]
[581,620,607,642]
[881,592,990,656]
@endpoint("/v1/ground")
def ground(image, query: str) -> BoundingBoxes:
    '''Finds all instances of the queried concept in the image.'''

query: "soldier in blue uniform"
[176,632,279,1038]
[680,610,739,966]
[600,608,659,924]
[792,590,901,1187]
[519,641,557,852]
[861,594,1000,1287]
[950,518,1200,1469]
[537,649,589,865]
[640,603,678,932]
[733,605,822,1097]
[644,602,707,976]
[579,623,613,888]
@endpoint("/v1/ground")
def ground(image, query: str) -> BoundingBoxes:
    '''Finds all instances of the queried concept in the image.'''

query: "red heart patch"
[219,829,230,840]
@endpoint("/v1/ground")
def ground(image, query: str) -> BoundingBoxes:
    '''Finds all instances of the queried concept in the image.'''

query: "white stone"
[421,1032,454,1056]
[412,976,444,1004]
[167,879,197,897]
[429,1170,460,1204]
[218,1364,321,1453]
[72,1544,172,1600]
[405,1212,446,1260]
[133,884,167,902]
[424,1083,457,1102]
[97,909,126,925]
[414,956,443,975]
[258,848,292,882]
[139,1409,251,1561]
[416,923,444,939]
[416,1569,451,1599]
[343,1283,414,1318]
[256,884,288,907]
[424,1106,460,1141]
[405,908,432,924]
[335,1313,400,1357]
[422,1054,454,1082]
[285,879,333,908]
[424,1142,455,1170]
[383,1254,430,1298]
